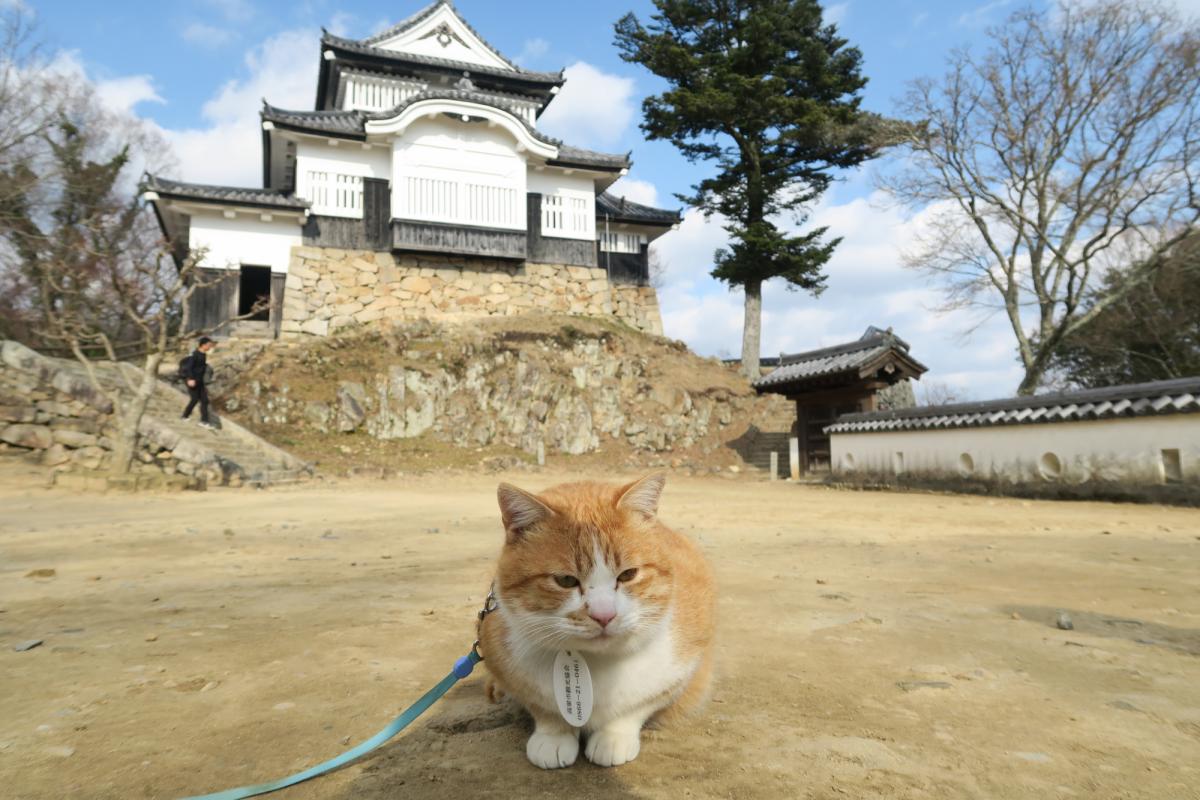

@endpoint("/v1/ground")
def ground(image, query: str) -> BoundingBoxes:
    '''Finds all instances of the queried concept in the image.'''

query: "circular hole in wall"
[843,453,856,471]
[958,453,975,476]
[1039,452,1063,481]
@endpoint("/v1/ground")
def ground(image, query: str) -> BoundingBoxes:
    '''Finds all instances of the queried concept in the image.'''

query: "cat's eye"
[617,568,638,583]
[554,575,580,589]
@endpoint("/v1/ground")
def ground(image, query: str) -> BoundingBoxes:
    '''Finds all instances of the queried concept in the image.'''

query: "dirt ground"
[2,460,1198,800]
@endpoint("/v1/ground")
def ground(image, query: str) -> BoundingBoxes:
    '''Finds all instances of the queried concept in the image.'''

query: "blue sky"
[25,0,1199,399]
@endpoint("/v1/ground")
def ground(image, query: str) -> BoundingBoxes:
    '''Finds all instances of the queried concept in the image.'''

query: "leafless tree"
[648,246,667,289]
[881,1,1200,395]
[0,12,250,476]
[917,380,970,407]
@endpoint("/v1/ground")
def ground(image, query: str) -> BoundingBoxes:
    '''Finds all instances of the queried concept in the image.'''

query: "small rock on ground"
[14,639,44,652]
[1056,611,1074,630]
[897,680,952,692]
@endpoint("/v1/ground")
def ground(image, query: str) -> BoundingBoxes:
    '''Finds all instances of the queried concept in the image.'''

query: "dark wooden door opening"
[238,265,272,321]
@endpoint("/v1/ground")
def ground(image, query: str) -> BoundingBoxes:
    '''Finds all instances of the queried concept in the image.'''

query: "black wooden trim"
[303,214,375,250]
[268,120,366,142]
[391,218,526,261]
[363,178,390,249]
[525,193,597,267]
[602,246,649,286]
[187,268,238,335]
[546,160,626,173]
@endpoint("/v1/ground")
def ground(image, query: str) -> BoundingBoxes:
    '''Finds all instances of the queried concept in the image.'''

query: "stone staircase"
[136,376,311,486]
[738,431,792,477]
[2,340,310,487]
[730,395,795,478]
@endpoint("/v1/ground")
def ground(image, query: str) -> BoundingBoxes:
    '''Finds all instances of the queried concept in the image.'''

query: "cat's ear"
[497,483,554,541]
[617,472,666,519]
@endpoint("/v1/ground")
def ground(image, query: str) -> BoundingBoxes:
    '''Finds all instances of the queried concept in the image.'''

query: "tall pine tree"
[615,0,879,378]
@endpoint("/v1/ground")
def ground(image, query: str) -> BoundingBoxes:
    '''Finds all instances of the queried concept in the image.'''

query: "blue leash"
[181,650,482,800]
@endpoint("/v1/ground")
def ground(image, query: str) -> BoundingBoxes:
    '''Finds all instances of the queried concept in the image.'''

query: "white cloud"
[607,177,659,206]
[163,28,319,187]
[182,22,236,48]
[516,37,550,66]
[94,75,164,114]
[537,61,636,148]
[825,3,849,26]
[652,187,1029,399]
[43,51,164,115]
[1167,0,1200,16]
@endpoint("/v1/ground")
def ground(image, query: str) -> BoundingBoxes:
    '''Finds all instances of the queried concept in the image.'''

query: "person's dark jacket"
[187,349,208,385]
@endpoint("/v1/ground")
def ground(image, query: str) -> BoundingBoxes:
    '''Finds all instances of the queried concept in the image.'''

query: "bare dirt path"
[1,462,1198,799]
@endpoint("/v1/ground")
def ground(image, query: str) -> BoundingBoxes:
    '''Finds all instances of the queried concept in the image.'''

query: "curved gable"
[369,3,514,72]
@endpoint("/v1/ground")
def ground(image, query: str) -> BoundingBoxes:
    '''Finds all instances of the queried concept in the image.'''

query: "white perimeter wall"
[391,117,526,230]
[831,415,1200,486]
[189,211,303,274]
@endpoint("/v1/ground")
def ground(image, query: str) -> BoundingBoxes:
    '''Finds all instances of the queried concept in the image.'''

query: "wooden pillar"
[269,272,286,340]
[795,401,810,475]
[789,436,800,480]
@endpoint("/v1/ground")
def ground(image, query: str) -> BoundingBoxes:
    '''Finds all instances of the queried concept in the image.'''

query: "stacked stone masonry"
[281,247,664,337]
[0,340,307,488]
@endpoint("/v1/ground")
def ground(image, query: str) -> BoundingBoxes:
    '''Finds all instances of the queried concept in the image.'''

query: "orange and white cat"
[478,473,715,769]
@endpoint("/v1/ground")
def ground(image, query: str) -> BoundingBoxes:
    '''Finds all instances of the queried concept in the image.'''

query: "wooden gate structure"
[753,327,927,475]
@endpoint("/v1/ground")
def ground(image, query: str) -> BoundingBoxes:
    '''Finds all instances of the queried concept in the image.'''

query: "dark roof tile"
[596,191,681,223]
[141,173,309,210]
[361,1,523,73]
[322,31,562,85]
[262,95,633,172]
[827,376,1200,433]
[754,327,926,389]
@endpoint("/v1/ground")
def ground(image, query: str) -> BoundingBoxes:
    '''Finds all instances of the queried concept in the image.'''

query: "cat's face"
[494,474,672,654]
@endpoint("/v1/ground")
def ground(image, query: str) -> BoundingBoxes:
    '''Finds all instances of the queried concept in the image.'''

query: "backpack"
[177,354,194,381]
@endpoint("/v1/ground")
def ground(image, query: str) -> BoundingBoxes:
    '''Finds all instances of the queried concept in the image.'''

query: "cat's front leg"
[584,715,645,767]
[525,711,580,769]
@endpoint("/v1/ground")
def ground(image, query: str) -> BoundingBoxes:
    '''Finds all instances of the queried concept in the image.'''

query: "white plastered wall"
[391,117,526,229]
[528,170,596,240]
[294,140,391,218]
[188,210,303,274]
[831,415,1200,486]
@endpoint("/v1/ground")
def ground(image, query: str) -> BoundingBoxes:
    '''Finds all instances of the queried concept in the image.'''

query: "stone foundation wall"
[280,247,663,338]
[0,341,209,486]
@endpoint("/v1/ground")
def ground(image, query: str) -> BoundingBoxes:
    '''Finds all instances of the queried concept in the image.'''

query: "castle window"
[541,191,593,239]
[600,231,643,253]
[304,171,363,218]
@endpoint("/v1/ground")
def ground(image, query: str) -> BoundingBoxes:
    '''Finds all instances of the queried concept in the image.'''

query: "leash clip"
[477,585,498,621]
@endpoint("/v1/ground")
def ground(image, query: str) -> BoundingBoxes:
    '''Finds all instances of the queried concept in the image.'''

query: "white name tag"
[553,649,593,727]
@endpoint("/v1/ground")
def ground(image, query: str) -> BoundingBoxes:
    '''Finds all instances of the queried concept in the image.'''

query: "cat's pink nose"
[588,609,616,628]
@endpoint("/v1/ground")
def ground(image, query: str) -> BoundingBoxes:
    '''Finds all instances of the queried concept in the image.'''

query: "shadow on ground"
[333,679,647,800]
[1001,605,1200,656]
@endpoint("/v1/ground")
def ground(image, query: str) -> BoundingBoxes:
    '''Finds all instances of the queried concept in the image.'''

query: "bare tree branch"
[882,1,1200,394]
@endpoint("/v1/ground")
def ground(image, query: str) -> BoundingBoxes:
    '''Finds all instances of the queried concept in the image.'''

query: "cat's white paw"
[584,723,641,767]
[526,730,579,769]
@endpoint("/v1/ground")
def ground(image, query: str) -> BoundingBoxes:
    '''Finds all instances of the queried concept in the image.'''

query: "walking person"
[180,337,217,431]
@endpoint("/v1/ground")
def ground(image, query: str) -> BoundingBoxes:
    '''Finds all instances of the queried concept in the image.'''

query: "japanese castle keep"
[141,1,679,339]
